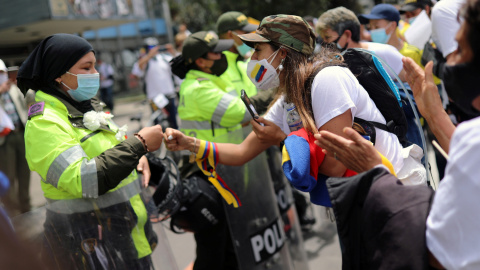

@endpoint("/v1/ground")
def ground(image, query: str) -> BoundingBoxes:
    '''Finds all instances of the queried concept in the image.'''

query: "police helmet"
[147,155,224,233]
[147,154,183,221]
[169,174,225,233]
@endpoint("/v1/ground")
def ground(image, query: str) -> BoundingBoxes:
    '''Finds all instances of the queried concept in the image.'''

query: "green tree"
[168,0,364,33]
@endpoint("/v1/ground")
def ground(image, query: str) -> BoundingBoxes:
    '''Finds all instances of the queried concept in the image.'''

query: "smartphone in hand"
[241,89,264,126]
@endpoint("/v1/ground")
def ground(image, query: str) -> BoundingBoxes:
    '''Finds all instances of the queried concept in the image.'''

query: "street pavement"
[23,96,439,270]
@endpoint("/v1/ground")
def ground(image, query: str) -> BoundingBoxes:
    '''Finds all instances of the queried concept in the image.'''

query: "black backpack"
[341,48,408,144]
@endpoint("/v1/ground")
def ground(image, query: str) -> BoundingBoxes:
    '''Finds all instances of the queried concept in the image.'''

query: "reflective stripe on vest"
[181,119,248,132]
[210,94,250,125]
[44,145,98,199]
[228,89,238,96]
[212,94,236,123]
[181,120,212,130]
[81,158,98,199]
[45,177,141,214]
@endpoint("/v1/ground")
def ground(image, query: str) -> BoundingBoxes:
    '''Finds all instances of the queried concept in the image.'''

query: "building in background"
[0,0,173,95]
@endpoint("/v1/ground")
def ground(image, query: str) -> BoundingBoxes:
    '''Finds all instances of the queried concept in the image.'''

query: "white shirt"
[97,62,114,88]
[132,53,177,99]
[426,116,480,270]
[265,66,404,172]
[431,0,465,58]
[365,42,404,80]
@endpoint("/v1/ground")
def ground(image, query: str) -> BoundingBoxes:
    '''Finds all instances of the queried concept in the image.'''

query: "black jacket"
[326,168,435,270]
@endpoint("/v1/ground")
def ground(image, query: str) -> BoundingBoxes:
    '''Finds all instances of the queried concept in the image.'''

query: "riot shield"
[10,178,178,270]
[265,146,309,270]
[214,126,306,270]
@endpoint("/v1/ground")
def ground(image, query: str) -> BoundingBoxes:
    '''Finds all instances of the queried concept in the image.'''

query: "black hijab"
[17,33,95,112]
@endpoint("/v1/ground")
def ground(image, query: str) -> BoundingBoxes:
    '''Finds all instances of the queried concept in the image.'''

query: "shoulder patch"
[197,77,209,82]
[28,101,45,119]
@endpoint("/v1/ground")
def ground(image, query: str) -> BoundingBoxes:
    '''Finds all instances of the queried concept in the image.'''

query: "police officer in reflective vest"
[17,34,165,269]
[171,31,253,269]
[176,31,251,144]
[216,11,258,98]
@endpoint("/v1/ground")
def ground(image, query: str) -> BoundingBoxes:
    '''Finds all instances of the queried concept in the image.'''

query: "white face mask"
[0,73,8,85]
[247,49,281,90]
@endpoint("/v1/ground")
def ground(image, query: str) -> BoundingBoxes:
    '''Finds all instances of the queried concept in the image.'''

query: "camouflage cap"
[238,14,316,55]
[216,11,258,34]
[182,31,234,65]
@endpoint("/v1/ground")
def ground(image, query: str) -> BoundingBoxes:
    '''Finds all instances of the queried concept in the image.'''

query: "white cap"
[0,59,6,72]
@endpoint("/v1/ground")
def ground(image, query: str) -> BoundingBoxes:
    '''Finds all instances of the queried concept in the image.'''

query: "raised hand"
[314,127,382,173]
[402,58,443,121]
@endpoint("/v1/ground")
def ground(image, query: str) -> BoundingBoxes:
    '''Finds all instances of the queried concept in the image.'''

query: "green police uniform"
[178,69,250,142]
[220,50,257,97]
[25,91,154,266]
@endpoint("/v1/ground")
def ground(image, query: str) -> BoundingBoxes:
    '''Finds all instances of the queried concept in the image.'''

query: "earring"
[278,58,285,71]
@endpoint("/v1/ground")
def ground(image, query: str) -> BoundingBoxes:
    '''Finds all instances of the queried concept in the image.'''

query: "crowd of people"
[1,0,479,268]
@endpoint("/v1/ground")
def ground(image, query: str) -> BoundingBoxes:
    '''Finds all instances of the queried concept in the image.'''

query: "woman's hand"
[163,128,194,152]
[314,127,382,173]
[137,155,151,187]
[251,117,287,146]
[137,125,164,152]
[402,58,443,121]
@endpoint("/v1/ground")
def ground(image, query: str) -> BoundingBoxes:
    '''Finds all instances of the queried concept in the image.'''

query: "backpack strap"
[353,117,377,145]
[354,117,405,143]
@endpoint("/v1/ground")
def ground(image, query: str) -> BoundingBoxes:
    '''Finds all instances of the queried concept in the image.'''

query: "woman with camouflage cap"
[165,15,405,198]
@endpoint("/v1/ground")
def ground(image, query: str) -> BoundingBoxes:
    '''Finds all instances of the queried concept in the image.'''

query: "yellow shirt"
[399,42,442,85]
[398,21,410,40]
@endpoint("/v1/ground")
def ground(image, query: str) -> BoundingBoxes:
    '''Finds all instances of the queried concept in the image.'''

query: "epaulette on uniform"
[28,101,45,119]
[196,77,209,82]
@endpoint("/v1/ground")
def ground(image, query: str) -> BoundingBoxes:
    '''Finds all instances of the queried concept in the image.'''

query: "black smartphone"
[241,89,264,126]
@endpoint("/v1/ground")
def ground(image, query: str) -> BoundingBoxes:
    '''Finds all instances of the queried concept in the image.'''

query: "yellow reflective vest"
[220,50,258,97]
[25,91,152,258]
[178,69,251,142]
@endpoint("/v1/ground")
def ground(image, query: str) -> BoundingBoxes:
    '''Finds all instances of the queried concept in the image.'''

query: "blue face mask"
[62,72,100,101]
[232,31,252,57]
[235,42,252,57]
[408,16,417,24]
[370,26,392,44]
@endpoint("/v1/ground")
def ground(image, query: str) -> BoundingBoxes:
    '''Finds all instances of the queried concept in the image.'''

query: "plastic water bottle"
[285,103,303,132]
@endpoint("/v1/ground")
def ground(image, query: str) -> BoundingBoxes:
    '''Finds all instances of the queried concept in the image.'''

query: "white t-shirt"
[265,66,404,172]
[98,62,114,88]
[426,116,480,270]
[365,42,404,80]
[132,53,177,99]
[431,0,465,58]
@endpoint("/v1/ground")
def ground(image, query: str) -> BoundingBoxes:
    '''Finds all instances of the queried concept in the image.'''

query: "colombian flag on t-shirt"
[250,63,267,82]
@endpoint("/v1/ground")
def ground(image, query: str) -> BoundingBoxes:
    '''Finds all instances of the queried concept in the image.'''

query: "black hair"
[462,0,480,65]
[334,20,361,42]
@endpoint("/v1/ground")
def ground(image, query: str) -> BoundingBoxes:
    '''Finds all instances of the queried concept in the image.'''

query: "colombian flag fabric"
[281,128,396,207]
[196,140,241,208]
[250,63,267,82]
[281,128,357,207]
